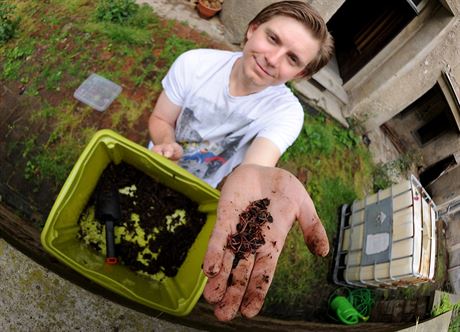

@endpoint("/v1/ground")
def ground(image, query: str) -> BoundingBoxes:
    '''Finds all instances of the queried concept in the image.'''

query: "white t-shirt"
[162,49,304,188]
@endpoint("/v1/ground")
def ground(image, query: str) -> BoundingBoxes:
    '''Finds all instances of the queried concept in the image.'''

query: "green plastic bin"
[40,129,220,316]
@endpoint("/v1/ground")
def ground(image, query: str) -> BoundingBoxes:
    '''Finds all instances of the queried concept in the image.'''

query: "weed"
[0,2,19,44]
[281,114,334,160]
[22,137,36,158]
[132,57,157,86]
[126,4,159,29]
[83,22,152,45]
[46,70,63,91]
[432,293,460,316]
[24,160,39,181]
[95,0,139,24]
[333,126,361,149]
[1,42,35,80]
[24,85,39,96]
[372,150,423,191]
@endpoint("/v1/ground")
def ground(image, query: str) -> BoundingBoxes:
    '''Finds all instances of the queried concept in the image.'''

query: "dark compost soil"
[78,162,207,278]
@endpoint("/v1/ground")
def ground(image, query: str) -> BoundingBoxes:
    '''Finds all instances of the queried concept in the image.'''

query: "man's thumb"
[297,196,329,257]
[303,218,329,257]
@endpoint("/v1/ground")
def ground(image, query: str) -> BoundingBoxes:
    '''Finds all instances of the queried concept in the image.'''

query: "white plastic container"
[333,175,437,288]
[74,73,122,112]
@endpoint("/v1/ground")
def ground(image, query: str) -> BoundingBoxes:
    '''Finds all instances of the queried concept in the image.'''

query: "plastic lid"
[74,73,122,112]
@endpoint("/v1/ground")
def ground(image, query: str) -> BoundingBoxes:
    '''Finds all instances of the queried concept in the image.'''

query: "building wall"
[344,0,460,132]
[339,0,460,205]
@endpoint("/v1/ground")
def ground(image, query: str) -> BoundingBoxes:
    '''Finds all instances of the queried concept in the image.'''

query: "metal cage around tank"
[333,175,438,288]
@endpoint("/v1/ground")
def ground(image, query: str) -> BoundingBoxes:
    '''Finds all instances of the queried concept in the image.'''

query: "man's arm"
[241,137,281,167]
[148,91,183,161]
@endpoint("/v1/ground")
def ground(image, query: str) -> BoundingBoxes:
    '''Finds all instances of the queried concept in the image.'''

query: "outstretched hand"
[202,164,329,321]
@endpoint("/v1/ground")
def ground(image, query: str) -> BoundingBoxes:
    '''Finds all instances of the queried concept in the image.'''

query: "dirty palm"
[202,165,329,320]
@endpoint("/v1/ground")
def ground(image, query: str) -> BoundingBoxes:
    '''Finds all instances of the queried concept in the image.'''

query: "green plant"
[0,2,19,44]
[95,0,139,24]
[83,21,152,45]
[126,3,159,29]
[372,162,394,192]
[372,150,423,191]
[333,126,361,149]
[432,293,460,317]
[24,160,39,180]
[2,43,34,80]
[46,69,63,91]
[281,114,335,160]
[432,293,460,332]
[22,137,36,158]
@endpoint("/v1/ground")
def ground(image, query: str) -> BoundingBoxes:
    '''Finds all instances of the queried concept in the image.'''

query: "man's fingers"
[203,227,228,277]
[299,212,329,257]
[240,250,280,318]
[304,218,329,257]
[203,248,234,304]
[214,254,255,321]
[297,194,329,257]
[152,144,181,160]
[203,198,239,276]
[152,145,169,157]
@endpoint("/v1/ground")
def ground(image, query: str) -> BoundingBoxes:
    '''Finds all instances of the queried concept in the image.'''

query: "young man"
[149,1,333,321]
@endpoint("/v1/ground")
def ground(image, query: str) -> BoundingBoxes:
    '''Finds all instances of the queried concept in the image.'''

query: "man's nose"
[265,49,284,67]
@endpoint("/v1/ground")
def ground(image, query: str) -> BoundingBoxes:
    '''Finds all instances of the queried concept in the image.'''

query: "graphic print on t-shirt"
[176,107,247,180]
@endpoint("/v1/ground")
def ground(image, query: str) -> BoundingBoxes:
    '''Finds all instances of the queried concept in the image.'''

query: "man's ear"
[294,70,308,80]
[246,23,259,40]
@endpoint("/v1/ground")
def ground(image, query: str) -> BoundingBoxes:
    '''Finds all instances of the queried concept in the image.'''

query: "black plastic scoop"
[95,185,121,265]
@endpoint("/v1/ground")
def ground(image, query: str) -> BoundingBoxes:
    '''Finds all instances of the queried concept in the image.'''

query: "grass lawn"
[0,0,446,322]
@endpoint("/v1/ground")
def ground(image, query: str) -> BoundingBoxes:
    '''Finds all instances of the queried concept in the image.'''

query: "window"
[328,0,418,82]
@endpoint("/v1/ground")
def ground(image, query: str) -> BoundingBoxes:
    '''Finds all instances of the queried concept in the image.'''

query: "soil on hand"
[78,162,206,279]
[227,198,273,268]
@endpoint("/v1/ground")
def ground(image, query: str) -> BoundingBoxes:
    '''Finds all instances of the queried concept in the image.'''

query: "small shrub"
[95,0,139,24]
[372,150,423,192]
[0,2,19,44]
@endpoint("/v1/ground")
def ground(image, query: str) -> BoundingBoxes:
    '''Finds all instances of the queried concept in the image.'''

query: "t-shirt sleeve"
[256,103,304,154]
[161,50,194,106]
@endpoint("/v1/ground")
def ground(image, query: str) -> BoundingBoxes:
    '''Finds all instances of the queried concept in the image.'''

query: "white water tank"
[333,175,437,288]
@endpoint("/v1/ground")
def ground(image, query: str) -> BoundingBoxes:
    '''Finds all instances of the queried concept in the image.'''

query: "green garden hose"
[328,287,374,324]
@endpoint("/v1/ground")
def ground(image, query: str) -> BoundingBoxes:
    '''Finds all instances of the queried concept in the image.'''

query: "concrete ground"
[0,238,202,332]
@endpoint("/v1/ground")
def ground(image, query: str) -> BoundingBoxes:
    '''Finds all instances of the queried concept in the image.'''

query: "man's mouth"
[254,57,274,78]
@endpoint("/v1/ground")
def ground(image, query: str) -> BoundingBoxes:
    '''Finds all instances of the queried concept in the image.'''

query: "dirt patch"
[0,3,231,225]
[78,162,207,278]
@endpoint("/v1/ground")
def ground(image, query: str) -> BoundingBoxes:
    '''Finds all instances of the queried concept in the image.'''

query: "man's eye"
[289,55,298,64]
[268,34,276,42]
